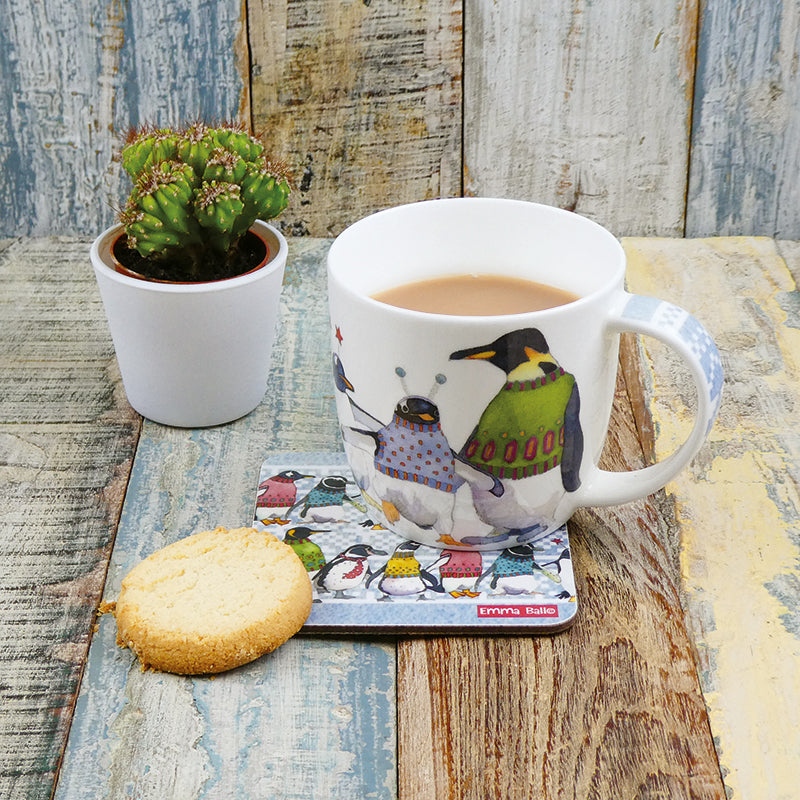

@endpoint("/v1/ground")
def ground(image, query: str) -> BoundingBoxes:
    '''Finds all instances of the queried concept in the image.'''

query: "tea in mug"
[371,273,580,316]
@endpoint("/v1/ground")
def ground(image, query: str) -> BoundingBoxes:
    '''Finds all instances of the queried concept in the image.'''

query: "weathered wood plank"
[623,236,800,800]
[248,0,463,237]
[0,237,126,420]
[0,238,141,799]
[4,0,800,241]
[0,0,247,237]
[54,239,397,799]
[398,340,725,800]
[463,0,698,237]
[687,2,800,238]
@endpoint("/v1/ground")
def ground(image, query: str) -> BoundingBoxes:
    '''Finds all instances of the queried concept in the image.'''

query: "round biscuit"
[113,526,312,674]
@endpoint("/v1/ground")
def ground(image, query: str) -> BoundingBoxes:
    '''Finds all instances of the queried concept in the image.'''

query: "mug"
[327,198,723,551]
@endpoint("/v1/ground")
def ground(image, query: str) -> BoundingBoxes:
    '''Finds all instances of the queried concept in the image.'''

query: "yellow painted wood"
[623,236,800,800]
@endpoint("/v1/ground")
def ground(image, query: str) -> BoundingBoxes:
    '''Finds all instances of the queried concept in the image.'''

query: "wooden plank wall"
[687,1,800,238]
[463,0,697,236]
[247,0,463,237]
[1,0,800,239]
[0,0,247,236]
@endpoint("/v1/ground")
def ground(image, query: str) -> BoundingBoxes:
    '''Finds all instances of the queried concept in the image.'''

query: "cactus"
[117,121,291,282]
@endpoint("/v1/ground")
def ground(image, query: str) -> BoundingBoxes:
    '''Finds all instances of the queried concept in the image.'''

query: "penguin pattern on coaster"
[439,550,482,579]
[383,549,421,577]
[255,470,311,517]
[253,460,577,612]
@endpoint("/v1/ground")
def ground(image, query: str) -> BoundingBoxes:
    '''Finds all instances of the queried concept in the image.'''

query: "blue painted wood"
[0,0,246,238]
[0,236,141,800]
[52,238,397,799]
[3,0,800,241]
[687,0,800,237]
[57,616,396,799]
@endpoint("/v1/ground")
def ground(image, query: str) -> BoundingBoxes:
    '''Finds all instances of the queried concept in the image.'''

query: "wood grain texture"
[397,340,725,800]
[0,238,141,799]
[3,0,800,240]
[53,239,398,800]
[624,237,800,800]
[463,0,699,237]
[687,2,800,238]
[247,0,463,237]
[0,0,247,237]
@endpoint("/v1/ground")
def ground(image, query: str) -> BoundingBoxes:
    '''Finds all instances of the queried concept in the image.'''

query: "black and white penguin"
[366,541,444,600]
[450,327,584,533]
[313,543,387,599]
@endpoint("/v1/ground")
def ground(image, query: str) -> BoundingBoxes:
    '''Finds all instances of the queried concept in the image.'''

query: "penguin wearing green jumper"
[283,526,329,574]
[450,328,583,534]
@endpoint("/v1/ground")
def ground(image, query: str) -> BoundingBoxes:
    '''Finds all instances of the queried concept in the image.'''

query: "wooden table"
[2,234,798,800]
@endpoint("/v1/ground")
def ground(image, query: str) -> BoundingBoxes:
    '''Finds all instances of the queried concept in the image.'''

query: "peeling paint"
[0,0,248,236]
[687,1,800,238]
[234,0,252,125]
[776,289,800,329]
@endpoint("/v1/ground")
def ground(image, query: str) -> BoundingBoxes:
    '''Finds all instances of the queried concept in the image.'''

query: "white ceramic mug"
[327,198,723,551]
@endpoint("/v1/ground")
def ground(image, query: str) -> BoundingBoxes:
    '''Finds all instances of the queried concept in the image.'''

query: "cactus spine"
[118,122,290,281]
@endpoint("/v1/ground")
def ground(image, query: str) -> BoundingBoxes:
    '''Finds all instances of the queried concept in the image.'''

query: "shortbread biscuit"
[113,526,312,674]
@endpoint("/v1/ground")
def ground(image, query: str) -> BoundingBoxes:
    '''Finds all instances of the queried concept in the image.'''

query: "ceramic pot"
[90,220,287,427]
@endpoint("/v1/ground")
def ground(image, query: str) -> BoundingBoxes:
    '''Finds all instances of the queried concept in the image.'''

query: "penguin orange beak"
[463,349,496,361]
[524,346,556,369]
[418,413,435,421]
[524,346,542,360]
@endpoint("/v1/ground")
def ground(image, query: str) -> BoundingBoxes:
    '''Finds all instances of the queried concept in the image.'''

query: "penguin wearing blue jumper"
[476,543,565,597]
[342,370,501,537]
[291,475,365,522]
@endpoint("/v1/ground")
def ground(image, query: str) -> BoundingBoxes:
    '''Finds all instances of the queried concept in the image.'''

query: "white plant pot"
[90,220,287,427]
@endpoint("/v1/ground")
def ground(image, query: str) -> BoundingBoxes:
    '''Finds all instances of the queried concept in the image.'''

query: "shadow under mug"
[327,198,723,551]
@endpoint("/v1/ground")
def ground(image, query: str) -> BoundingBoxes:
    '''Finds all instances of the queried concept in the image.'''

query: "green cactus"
[117,121,291,282]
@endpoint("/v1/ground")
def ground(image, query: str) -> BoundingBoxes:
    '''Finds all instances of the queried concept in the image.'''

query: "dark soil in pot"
[111,230,269,283]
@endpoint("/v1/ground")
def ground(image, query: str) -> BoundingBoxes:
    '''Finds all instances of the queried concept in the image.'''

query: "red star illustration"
[335,326,343,344]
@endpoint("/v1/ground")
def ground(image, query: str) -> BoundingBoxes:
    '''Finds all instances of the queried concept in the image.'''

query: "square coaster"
[252,452,578,633]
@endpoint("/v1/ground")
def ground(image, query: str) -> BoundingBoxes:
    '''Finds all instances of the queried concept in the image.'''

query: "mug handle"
[577,293,723,507]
